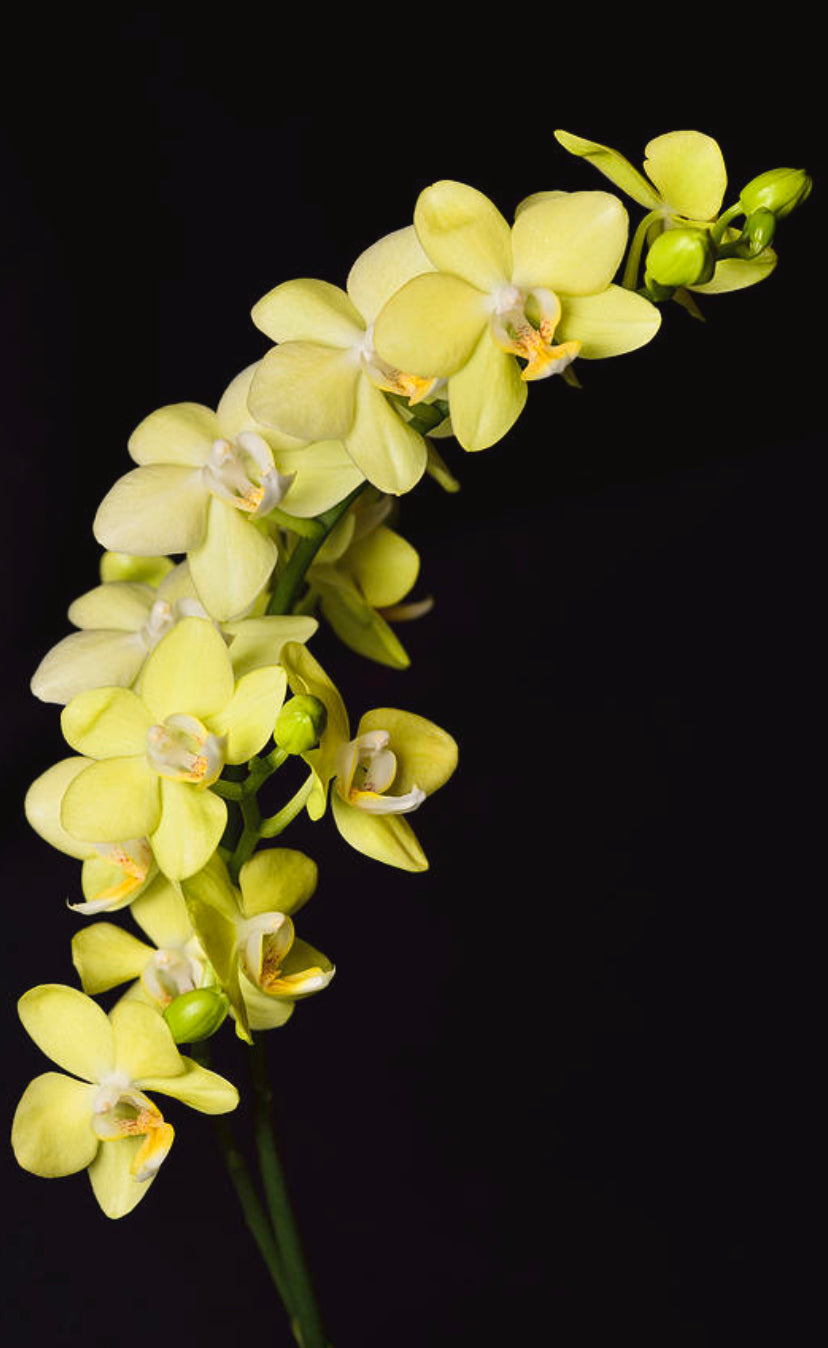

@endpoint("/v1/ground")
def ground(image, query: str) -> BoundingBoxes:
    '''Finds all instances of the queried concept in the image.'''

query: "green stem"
[710,201,744,246]
[260,776,314,838]
[250,1040,329,1348]
[622,209,662,289]
[228,792,262,883]
[268,483,367,617]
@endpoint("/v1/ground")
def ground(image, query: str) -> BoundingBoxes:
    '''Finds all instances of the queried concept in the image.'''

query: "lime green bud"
[645,227,716,289]
[744,207,776,254]
[274,695,328,754]
[739,168,812,219]
[163,988,229,1043]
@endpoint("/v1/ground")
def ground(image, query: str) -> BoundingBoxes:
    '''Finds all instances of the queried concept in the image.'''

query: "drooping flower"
[59,617,287,881]
[181,849,334,1041]
[248,228,440,495]
[12,984,238,1218]
[372,180,661,452]
[280,642,457,871]
[553,129,777,294]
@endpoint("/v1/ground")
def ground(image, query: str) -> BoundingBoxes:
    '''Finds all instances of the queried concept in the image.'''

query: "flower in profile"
[248,227,438,495]
[59,617,287,881]
[372,180,660,452]
[554,128,777,294]
[12,984,238,1218]
[181,849,334,1041]
[280,642,457,871]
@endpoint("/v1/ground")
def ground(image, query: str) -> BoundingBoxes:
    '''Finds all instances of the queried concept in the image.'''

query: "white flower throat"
[359,325,439,405]
[91,1076,174,1182]
[489,284,581,381]
[336,729,426,814]
[146,714,225,785]
[202,433,294,517]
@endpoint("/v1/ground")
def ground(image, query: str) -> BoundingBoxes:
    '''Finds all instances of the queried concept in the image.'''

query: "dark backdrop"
[1,18,822,1346]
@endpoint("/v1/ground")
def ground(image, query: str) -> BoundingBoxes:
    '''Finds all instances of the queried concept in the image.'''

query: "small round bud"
[739,168,812,220]
[744,207,776,254]
[645,227,716,290]
[163,989,229,1043]
[274,695,328,754]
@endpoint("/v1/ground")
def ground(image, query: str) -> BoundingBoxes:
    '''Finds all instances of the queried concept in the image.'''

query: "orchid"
[58,616,287,880]
[12,984,238,1218]
[248,228,439,495]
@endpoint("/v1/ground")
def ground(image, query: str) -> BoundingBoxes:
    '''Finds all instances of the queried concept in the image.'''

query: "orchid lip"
[202,435,294,518]
[146,714,225,785]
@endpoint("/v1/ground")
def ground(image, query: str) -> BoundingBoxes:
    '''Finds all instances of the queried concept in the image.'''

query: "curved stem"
[260,776,313,838]
[622,209,661,289]
[250,1039,329,1348]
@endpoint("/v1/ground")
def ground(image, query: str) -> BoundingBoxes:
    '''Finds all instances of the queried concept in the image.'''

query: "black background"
[1,16,823,1346]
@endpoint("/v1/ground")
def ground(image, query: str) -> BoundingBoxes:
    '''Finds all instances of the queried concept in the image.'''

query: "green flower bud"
[163,988,229,1043]
[744,207,776,254]
[274,695,328,754]
[645,227,716,290]
[739,168,812,219]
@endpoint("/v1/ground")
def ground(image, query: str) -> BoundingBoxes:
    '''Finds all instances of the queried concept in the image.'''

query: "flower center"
[489,284,581,381]
[141,596,209,651]
[239,912,295,991]
[359,325,440,406]
[335,729,426,814]
[202,434,294,518]
[92,1080,174,1182]
[81,837,154,910]
[146,714,225,785]
[142,943,204,1005]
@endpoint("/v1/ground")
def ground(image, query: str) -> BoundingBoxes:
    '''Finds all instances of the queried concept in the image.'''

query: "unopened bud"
[645,228,716,290]
[274,695,328,754]
[740,168,812,220]
[744,207,776,254]
[163,988,229,1043]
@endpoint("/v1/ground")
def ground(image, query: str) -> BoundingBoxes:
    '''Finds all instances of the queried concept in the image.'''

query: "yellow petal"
[150,778,227,881]
[241,971,296,1030]
[87,1134,159,1218]
[316,579,411,669]
[140,617,234,722]
[239,847,318,918]
[32,630,146,706]
[12,1073,98,1176]
[111,1000,184,1081]
[224,615,319,680]
[18,984,115,1082]
[448,332,527,452]
[344,375,427,495]
[689,250,777,293]
[61,757,161,843]
[94,466,208,555]
[346,225,434,324]
[68,582,155,630]
[129,402,216,466]
[188,498,276,622]
[216,363,308,451]
[208,665,287,764]
[252,278,364,345]
[511,191,628,295]
[62,687,154,758]
[414,180,512,290]
[139,1055,239,1113]
[272,439,365,518]
[345,525,419,609]
[556,285,662,358]
[25,757,95,860]
[553,130,662,210]
[643,131,727,222]
[131,872,193,948]
[373,272,487,379]
[357,708,458,797]
[331,792,428,871]
[72,924,154,996]
[248,341,360,441]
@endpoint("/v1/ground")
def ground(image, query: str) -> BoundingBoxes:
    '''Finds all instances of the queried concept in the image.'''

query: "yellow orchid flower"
[248,227,438,495]
[280,643,457,872]
[93,370,304,622]
[71,873,207,1008]
[308,491,427,669]
[31,559,317,704]
[553,129,777,295]
[11,984,238,1218]
[58,617,287,881]
[181,849,334,1041]
[25,757,158,913]
[372,180,661,452]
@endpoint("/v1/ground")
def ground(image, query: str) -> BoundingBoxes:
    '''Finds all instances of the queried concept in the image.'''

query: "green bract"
[181,849,334,1042]
[248,228,437,495]
[58,618,287,881]
[280,642,457,872]
[372,180,660,452]
[12,984,238,1218]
